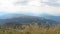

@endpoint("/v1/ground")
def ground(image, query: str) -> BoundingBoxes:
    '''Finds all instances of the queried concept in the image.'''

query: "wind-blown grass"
[0,23,60,34]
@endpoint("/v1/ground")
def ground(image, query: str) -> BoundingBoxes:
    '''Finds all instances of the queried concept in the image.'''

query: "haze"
[0,0,60,16]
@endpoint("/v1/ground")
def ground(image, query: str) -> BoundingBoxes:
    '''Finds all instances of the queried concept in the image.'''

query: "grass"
[0,28,60,34]
[0,23,60,34]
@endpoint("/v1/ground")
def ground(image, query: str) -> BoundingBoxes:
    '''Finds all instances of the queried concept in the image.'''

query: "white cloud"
[0,0,60,15]
[56,0,60,3]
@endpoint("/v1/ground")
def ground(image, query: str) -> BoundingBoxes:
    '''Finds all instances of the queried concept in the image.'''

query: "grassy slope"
[0,28,60,34]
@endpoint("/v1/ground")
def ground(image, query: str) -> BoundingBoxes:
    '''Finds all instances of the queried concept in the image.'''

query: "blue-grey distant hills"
[40,13,60,22]
[0,14,58,25]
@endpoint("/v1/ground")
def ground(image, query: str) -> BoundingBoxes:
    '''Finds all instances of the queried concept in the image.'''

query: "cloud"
[41,0,60,7]
[43,0,60,7]
[0,0,60,16]
[14,0,28,5]
[47,3,60,7]
[41,0,57,3]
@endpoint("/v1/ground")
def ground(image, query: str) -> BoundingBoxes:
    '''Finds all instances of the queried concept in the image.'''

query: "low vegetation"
[0,22,60,34]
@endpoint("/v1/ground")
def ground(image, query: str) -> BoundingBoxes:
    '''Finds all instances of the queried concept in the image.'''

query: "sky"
[0,0,60,16]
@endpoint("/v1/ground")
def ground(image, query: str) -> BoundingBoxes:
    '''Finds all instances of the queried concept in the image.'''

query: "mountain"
[40,13,60,22]
[0,14,58,25]
[0,12,35,19]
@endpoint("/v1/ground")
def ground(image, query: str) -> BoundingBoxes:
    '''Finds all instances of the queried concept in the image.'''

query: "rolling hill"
[0,14,58,25]
[40,13,60,22]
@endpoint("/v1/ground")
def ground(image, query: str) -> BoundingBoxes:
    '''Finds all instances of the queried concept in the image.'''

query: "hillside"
[0,14,58,25]
[40,13,60,22]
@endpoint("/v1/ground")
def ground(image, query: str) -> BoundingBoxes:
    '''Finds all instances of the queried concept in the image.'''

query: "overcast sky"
[0,0,60,16]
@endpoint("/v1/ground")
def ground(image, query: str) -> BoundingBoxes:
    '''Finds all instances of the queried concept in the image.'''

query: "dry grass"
[0,24,60,34]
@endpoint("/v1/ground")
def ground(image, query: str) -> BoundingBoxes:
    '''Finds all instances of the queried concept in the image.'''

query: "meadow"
[0,23,60,34]
[0,28,60,34]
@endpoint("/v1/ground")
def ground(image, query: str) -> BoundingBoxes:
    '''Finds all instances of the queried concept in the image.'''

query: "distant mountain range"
[0,13,59,25]
[40,13,60,22]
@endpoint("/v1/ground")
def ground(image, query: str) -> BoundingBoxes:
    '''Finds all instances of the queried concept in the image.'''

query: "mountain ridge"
[39,13,60,22]
[0,14,58,25]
